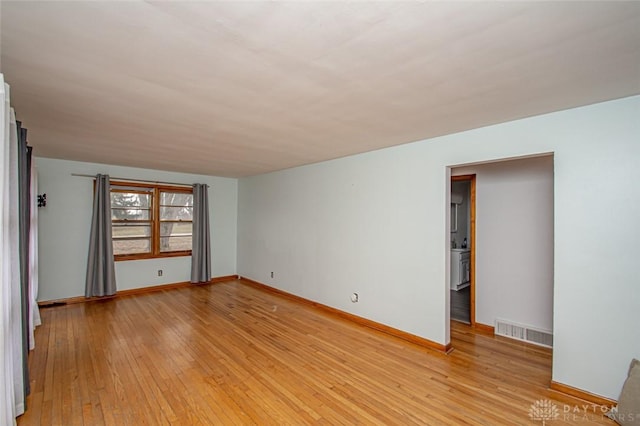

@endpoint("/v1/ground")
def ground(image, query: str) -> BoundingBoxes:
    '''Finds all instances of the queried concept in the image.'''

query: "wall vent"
[495,319,553,348]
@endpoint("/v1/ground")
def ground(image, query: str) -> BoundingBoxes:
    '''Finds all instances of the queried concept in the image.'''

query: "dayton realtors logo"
[529,399,560,424]
[528,399,615,423]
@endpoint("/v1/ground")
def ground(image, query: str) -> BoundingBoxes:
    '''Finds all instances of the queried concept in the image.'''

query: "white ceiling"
[1,1,639,178]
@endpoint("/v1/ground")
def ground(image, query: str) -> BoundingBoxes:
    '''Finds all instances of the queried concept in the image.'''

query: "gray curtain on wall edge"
[191,183,211,283]
[85,174,117,297]
[16,122,31,400]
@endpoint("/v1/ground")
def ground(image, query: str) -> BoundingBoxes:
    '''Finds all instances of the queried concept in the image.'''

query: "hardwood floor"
[19,280,614,425]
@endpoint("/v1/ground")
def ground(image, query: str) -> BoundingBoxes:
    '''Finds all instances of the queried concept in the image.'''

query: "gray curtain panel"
[85,174,117,297]
[191,183,211,283]
[16,122,31,401]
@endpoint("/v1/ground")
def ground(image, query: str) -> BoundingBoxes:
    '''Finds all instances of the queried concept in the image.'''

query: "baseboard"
[210,275,240,284]
[549,381,617,407]
[39,295,93,306]
[238,277,450,353]
[474,322,495,334]
[38,275,239,306]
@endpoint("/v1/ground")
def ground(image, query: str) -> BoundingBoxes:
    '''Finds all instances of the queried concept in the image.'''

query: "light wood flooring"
[19,280,614,425]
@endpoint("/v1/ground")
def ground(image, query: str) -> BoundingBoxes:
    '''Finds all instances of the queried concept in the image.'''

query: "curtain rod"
[70,173,200,188]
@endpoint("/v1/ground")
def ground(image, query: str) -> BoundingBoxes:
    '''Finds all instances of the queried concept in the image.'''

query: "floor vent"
[495,319,553,348]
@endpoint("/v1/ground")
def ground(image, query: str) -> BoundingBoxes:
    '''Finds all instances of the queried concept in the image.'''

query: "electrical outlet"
[351,293,358,303]
[158,269,163,277]
[270,271,274,278]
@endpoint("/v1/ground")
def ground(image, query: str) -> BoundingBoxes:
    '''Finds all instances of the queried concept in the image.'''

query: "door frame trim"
[451,174,476,326]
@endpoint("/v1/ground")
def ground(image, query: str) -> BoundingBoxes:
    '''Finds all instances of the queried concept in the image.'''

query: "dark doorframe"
[451,174,476,326]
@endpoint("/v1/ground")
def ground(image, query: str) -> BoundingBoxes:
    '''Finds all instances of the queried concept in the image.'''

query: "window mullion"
[153,188,160,256]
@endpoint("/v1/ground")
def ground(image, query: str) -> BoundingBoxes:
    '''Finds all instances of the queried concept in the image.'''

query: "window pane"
[111,192,151,208]
[160,192,193,207]
[111,223,151,239]
[160,236,192,252]
[112,224,151,238]
[113,238,151,255]
[111,208,151,221]
[160,206,193,221]
[159,222,192,238]
[111,192,152,223]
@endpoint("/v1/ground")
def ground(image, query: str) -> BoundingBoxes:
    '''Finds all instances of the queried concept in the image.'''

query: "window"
[110,181,193,260]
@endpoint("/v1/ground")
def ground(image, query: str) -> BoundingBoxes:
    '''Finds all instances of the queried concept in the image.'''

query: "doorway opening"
[450,175,475,325]
[447,155,555,350]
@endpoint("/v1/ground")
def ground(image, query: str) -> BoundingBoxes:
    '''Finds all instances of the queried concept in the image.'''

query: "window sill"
[115,251,192,262]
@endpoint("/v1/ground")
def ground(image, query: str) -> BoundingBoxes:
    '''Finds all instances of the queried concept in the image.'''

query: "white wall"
[238,95,640,400]
[453,156,554,331]
[36,158,237,301]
